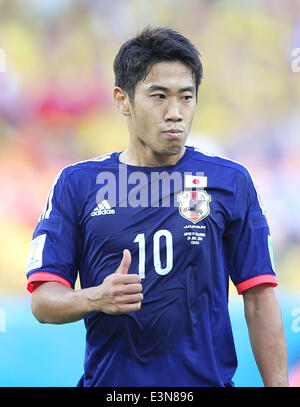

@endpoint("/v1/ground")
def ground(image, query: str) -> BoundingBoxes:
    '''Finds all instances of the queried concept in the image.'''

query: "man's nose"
[164,98,183,121]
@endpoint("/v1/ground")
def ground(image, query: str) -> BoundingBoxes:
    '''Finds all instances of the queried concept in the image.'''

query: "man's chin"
[161,143,185,156]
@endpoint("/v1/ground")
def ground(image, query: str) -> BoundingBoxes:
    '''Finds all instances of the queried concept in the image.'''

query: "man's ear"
[113,87,131,116]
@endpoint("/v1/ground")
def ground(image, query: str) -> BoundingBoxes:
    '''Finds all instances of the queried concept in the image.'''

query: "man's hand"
[86,249,143,314]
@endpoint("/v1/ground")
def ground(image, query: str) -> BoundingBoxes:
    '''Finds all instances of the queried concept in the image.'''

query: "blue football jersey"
[26,146,277,387]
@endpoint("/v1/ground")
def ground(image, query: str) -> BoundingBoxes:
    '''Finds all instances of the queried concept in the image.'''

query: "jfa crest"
[177,190,211,223]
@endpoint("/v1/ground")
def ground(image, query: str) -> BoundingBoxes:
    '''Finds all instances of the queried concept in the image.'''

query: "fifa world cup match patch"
[268,235,276,271]
[26,234,47,272]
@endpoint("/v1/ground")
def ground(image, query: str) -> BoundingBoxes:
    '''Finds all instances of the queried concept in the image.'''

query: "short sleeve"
[26,168,81,293]
[224,170,278,295]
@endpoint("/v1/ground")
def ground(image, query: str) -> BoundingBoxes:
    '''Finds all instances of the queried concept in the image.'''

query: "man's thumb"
[115,249,131,274]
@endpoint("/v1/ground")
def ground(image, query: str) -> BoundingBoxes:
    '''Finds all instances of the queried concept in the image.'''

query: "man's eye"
[182,95,193,101]
[152,94,165,99]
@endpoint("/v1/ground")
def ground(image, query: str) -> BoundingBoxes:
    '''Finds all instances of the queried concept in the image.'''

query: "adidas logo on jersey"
[91,200,115,216]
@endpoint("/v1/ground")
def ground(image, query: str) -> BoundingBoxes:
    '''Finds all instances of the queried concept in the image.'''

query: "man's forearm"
[31,282,93,324]
[243,285,289,387]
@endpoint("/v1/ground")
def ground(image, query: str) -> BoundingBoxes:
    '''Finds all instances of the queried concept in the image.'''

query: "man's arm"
[31,249,143,324]
[243,284,289,387]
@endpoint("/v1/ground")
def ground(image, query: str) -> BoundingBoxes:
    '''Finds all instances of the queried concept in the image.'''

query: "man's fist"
[86,249,143,314]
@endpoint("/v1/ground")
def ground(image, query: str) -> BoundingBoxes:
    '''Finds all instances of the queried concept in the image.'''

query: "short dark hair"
[113,26,203,101]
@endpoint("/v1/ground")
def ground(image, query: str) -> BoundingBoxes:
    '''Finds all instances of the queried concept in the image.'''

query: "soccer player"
[26,27,289,387]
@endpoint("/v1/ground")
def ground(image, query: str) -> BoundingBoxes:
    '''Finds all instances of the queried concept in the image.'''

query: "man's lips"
[162,129,184,137]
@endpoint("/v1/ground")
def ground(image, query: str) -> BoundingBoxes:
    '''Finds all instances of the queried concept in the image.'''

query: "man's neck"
[119,145,186,167]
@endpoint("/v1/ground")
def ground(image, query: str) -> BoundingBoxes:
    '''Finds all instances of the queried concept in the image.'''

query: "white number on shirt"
[133,230,173,278]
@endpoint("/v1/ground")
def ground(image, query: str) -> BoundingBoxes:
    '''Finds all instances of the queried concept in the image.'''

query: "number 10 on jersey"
[133,230,173,278]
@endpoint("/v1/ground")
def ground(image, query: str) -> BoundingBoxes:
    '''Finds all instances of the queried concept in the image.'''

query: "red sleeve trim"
[27,272,72,293]
[236,274,278,295]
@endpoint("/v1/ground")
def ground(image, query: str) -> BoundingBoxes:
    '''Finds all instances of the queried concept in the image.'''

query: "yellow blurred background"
[0,0,299,387]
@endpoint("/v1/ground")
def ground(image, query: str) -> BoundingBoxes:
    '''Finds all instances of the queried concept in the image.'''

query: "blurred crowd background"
[0,0,299,387]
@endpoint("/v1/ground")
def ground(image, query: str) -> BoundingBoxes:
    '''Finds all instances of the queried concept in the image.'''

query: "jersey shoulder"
[190,146,265,212]
[61,152,116,178]
[52,152,117,188]
[44,152,116,196]
[190,146,252,179]
[38,153,117,221]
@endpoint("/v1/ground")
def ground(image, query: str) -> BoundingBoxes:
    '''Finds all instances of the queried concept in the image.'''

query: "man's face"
[128,61,197,158]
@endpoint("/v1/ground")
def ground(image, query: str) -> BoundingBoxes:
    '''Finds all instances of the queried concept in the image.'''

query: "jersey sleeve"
[26,168,81,293]
[224,169,278,295]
